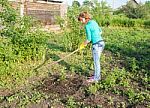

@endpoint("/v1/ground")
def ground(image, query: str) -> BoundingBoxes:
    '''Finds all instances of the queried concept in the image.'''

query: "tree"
[143,1,150,19]
[91,0,111,26]
[72,0,80,7]
[83,0,94,8]
[114,1,149,19]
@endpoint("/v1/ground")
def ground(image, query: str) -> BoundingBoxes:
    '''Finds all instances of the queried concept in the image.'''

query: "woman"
[78,12,105,83]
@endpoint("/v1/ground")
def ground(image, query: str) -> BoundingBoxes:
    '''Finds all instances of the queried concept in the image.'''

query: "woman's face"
[78,17,86,24]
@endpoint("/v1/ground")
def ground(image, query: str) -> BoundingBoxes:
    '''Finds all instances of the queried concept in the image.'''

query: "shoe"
[88,76,94,79]
[87,77,98,83]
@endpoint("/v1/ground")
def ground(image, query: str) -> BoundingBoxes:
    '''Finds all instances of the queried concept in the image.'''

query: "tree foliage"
[72,0,81,7]
[114,1,150,19]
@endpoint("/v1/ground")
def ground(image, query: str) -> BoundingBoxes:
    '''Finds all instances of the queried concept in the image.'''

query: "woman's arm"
[84,40,90,46]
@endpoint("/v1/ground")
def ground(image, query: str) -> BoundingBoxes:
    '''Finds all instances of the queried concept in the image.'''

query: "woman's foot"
[87,77,98,83]
[88,75,94,79]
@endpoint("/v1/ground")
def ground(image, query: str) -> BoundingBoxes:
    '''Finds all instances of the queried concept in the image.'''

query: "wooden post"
[20,0,24,17]
[24,0,28,15]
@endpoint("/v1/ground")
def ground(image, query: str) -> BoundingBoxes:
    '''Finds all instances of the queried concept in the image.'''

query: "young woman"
[78,12,105,83]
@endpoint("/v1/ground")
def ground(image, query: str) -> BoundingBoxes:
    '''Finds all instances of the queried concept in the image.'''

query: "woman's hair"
[78,12,91,21]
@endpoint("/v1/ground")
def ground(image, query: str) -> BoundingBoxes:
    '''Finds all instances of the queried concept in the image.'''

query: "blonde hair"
[78,12,91,21]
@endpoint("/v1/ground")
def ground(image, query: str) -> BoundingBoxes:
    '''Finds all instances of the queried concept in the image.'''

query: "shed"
[9,0,67,25]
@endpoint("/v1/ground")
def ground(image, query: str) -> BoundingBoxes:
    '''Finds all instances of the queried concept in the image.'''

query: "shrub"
[144,20,150,28]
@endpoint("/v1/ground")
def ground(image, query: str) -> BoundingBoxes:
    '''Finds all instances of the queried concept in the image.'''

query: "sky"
[66,0,149,9]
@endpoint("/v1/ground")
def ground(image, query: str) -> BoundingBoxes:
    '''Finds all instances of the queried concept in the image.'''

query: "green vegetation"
[0,0,49,89]
[0,0,150,107]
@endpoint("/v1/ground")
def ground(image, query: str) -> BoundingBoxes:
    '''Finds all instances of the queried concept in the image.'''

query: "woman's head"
[78,12,91,24]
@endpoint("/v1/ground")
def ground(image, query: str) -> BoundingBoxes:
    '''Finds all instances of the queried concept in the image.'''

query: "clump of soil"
[36,74,85,97]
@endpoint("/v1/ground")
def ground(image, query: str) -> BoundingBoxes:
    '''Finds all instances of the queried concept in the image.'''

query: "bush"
[0,1,49,77]
[60,5,84,51]
[111,16,145,27]
[144,20,150,28]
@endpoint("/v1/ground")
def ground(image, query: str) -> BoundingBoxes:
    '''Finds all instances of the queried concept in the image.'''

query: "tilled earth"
[0,73,148,108]
[34,74,129,108]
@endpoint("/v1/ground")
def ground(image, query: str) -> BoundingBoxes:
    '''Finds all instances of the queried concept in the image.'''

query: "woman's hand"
[79,42,86,50]
[79,40,90,50]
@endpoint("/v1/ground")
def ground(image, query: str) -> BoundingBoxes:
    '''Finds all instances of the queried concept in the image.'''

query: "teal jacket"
[85,20,103,44]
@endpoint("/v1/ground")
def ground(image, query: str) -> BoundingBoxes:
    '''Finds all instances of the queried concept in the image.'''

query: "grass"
[0,26,150,108]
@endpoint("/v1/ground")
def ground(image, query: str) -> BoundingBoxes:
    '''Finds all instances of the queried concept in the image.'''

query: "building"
[9,0,67,25]
[129,0,139,8]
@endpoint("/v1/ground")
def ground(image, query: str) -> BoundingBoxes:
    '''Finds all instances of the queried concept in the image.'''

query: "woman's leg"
[92,41,105,81]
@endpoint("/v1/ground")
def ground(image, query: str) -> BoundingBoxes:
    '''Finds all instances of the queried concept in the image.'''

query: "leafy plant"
[0,0,50,89]
[86,83,99,95]
[66,96,76,108]
[61,5,84,51]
